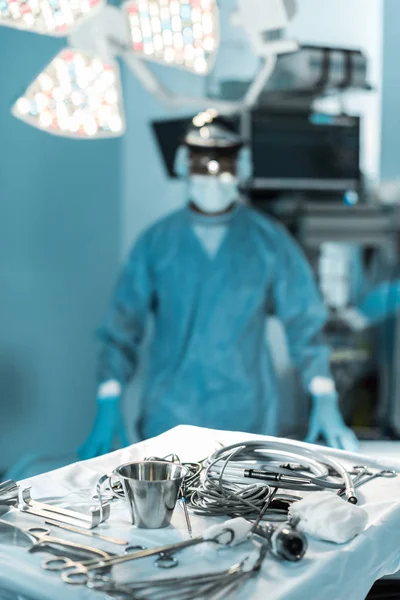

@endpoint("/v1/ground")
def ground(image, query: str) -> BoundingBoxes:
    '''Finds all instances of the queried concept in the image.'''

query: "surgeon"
[358,280,400,326]
[79,118,358,459]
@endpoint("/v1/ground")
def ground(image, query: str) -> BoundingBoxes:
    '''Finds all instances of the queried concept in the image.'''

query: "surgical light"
[4,0,297,139]
[192,109,217,127]
[124,0,219,73]
[0,0,104,35]
[207,159,219,174]
[12,48,125,139]
[200,126,210,139]
[236,0,297,57]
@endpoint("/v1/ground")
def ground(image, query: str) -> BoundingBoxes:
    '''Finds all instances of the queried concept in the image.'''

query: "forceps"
[48,531,233,585]
[338,466,396,497]
[352,468,396,488]
[0,518,110,560]
[43,544,142,571]
[42,545,178,583]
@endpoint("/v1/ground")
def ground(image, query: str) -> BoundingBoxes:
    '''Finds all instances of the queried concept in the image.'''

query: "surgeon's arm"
[271,226,358,451]
[79,234,153,459]
[358,280,400,326]
[97,234,153,385]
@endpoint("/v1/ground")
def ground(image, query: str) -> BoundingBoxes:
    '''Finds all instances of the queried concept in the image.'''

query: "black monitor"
[250,111,360,192]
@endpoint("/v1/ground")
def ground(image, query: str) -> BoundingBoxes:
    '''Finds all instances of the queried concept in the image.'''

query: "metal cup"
[111,461,188,529]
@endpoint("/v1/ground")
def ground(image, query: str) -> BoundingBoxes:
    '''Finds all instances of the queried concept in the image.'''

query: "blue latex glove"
[305,392,359,451]
[78,395,129,460]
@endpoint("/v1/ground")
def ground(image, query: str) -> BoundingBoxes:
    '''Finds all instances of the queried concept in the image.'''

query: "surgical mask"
[188,174,239,214]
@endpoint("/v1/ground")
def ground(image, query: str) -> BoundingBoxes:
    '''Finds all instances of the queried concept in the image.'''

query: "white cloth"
[289,491,368,544]
[1,426,400,600]
[203,517,253,545]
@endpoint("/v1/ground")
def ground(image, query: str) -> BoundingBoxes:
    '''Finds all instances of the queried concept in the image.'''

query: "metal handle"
[44,518,128,546]
[33,534,111,560]
[62,565,92,585]
[42,554,104,572]
[19,487,110,529]
[42,557,75,572]
[61,537,205,585]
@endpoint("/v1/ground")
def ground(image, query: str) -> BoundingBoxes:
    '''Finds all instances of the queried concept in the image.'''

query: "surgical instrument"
[41,544,157,575]
[88,541,271,600]
[189,440,357,521]
[352,469,396,489]
[0,518,110,560]
[208,448,355,500]
[338,467,396,498]
[17,484,110,530]
[43,518,128,546]
[89,519,306,599]
[253,517,307,562]
[46,537,216,584]
[88,558,252,600]
[179,495,192,538]
[46,517,253,585]
[337,465,371,497]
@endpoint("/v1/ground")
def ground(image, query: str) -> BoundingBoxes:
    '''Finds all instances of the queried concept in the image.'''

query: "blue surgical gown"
[98,204,331,439]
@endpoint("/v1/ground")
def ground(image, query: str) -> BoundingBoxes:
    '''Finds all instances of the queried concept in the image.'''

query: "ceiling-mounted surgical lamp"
[12,48,125,139]
[11,5,128,138]
[0,0,104,35]
[235,0,297,57]
[124,0,219,75]
[8,0,221,139]
[125,0,299,117]
[6,0,298,139]
[232,0,298,108]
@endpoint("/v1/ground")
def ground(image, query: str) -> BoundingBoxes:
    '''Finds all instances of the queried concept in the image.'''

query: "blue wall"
[0,29,122,472]
[380,0,400,179]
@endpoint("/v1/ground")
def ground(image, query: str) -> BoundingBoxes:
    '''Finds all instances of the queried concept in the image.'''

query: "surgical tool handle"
[31,535,111,559]
[44,519,128,546]
[345,482,357,505]
[19,487,110,529]
[0,518,110,560]
[19,504,97,530]
[21,488,95,520]
[244,470,312,485]
[63,537,206,584]
[43,553,111,571]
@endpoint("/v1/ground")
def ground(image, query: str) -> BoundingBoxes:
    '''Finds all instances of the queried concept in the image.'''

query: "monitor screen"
[250,111,360,191]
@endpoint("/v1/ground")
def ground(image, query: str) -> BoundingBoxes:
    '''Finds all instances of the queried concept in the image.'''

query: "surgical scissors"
[87,561,248,599]
[338,467,396,498]
[43,543,177,576]
[43,518,128,546]
[0,518,110,560]
[352,468,396,488]
[49,530,235,585]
